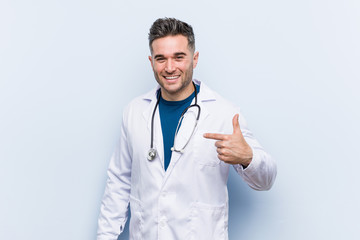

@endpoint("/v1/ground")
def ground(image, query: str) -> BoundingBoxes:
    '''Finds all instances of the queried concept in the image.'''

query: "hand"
[203,114,253,167]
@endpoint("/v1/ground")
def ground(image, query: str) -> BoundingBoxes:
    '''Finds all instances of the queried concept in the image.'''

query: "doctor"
[97,18,277,240]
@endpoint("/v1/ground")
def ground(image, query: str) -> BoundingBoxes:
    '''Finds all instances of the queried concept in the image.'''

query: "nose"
[165,59,176,73]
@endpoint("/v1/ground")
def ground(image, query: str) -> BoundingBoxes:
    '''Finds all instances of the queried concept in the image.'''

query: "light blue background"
[1,0,359,239]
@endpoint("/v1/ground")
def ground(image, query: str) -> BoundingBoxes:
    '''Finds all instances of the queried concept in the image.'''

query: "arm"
[97,114,132,240]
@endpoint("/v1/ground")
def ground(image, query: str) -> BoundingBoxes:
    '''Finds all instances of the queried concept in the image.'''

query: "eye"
[156,57,165,63]
[175,55,184,61]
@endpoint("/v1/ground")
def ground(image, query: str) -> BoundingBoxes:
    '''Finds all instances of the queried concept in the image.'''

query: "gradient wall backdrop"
[1,0,359,239]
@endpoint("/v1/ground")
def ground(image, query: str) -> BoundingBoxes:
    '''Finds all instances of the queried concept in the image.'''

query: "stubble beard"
[153,64,194,99]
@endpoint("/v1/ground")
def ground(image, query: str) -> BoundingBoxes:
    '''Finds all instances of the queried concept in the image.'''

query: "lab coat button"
[160,221,166,228]
[159,216,167,228]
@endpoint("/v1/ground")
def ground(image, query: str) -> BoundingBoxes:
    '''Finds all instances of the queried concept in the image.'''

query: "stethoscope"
[147,82,201,161]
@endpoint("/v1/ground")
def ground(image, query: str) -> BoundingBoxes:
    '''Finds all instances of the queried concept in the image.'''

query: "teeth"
[165,76,179,80]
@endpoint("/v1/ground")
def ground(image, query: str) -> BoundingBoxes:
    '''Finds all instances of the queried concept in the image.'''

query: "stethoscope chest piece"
[147,148,157,161]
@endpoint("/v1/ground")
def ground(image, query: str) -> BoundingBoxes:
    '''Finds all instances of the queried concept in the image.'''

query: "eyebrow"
[154,52,187,59]
[174,52,187,57]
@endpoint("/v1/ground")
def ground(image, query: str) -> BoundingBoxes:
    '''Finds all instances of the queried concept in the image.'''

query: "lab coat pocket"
[129,195,143,240]
[188,202,227,240]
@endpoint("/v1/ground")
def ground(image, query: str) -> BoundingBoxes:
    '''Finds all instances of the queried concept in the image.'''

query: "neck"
[161,82,195,101]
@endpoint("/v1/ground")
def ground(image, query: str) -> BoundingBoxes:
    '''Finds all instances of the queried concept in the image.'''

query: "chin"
[164,86,181,94]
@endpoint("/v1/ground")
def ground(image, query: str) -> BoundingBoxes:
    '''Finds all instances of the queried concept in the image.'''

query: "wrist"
[241,146,253,168]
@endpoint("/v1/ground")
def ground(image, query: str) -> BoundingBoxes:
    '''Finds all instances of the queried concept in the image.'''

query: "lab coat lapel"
[142,86,158,131]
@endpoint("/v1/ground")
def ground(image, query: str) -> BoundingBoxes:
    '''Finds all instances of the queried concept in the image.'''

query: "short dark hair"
[148,17,195,53]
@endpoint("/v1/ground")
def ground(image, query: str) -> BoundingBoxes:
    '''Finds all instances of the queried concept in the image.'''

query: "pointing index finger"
[203,133,228,140]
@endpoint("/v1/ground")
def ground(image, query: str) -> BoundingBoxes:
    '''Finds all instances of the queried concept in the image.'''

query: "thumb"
[232,114,241,135]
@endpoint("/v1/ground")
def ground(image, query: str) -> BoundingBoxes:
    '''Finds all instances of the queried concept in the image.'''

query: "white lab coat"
[97,79,277,240]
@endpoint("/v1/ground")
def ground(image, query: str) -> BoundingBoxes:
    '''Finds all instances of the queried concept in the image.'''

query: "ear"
[148,55,153,68]
[192,51,199,69]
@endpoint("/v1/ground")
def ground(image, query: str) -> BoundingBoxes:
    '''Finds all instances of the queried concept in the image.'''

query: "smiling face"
[149,35,199,101]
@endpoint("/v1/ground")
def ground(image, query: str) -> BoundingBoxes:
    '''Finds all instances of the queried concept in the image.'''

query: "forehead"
[151,35,190,55]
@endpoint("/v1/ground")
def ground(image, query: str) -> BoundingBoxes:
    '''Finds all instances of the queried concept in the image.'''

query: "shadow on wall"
[117,214,130,240]
[116,169,255,239]
[227,168,256,237]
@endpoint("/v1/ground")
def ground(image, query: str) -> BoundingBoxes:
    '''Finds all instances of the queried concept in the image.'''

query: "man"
[97,18,276,240]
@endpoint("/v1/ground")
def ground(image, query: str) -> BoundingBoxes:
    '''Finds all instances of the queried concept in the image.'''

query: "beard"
[153,63,194,100]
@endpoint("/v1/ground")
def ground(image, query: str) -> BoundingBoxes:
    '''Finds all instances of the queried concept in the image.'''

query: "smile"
[164,75,180,80]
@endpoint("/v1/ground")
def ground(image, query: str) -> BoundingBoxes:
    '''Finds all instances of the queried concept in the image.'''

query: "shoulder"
[123,87,158,113]
[199,80,240,112]
[199,80,250,130]
[120,86,158,128]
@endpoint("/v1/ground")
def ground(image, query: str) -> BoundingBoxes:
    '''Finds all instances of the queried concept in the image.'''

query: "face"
[149,35,199,101]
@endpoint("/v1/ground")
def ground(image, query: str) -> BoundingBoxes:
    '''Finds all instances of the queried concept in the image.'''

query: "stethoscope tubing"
[171,104,200,153]
[148,81,200,160]
[150,93,161,149]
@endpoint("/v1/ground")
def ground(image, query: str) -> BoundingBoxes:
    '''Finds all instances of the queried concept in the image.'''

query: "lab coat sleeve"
[233,112,277,191]
[97,112,132,240]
